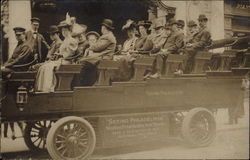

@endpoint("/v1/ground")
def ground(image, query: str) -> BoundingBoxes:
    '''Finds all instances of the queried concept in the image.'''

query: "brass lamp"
[16,85,28,111]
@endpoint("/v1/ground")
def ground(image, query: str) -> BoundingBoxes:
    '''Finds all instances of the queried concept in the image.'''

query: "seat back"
[96,60,120,86]
[55,64,82,91]
[164,54,186,76]
[132,56,154,81]
[193,51,213,73]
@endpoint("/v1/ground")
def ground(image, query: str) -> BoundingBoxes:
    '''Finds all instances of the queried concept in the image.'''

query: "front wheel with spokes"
[46,116,96,160]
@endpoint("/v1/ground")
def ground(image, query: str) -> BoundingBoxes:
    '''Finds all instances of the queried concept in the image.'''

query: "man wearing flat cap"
[177,20,185,32]
[86,18,117,64]
[26,17,50,63]
[1,27,33,72]
[186,20,198,44]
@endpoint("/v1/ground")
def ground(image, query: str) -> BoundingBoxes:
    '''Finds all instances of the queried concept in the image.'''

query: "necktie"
[33,32,37,39]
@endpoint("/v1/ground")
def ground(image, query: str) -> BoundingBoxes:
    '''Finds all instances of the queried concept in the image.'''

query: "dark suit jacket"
[190,27,212,50]
[89,32,117,60]
[163,31,184,54]
[26,30,49,62]
[134,35,153,52]
[4,41,33,71]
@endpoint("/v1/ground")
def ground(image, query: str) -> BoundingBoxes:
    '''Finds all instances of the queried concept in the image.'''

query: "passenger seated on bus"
[82,31,101,58]
[77,19,117,65]
[1,27,33,74]
[71,24,89,63]
[76,31,100,86]
[185,20,198,44]
[29,25,63,71]
[134,20,153,53]
[184,14,212,73]
[35,21,78,92]
[177,20,185,35]
[149,20,184,78]
[46,25,63,61]
[150,19,169,54]
[76,19,116,86]
[112,19,138,81]
[113,19,138,61]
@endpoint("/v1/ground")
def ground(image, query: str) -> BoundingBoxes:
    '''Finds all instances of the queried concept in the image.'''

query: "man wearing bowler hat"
[46,25,62,61]
[184,14,212,73]
[1,27,33,72]
[86,18,117,64]
[26,17,50,63]
[185,14,211,50]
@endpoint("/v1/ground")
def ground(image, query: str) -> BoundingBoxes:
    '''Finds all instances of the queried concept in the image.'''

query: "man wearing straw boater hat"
[26,17,50,63]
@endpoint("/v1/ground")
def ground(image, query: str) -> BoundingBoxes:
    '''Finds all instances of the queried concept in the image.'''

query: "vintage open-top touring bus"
[1,33,250,159]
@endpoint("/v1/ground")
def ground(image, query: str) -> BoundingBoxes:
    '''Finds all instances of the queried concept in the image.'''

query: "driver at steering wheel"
[1,27,33,73]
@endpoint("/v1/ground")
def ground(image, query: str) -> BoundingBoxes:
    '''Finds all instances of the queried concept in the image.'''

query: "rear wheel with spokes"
[24,120,55,151]
[181,108,216,147]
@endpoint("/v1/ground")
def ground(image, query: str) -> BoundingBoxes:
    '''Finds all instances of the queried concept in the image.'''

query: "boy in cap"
[26,17,50,63]
[1,27,33,72]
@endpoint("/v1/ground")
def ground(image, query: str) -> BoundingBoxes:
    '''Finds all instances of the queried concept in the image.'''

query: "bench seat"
[55,64,82,91]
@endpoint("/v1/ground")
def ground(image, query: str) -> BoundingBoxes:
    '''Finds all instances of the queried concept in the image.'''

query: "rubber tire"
[181,107,216,147]
[24,122,45,152]
[46,116,96,160]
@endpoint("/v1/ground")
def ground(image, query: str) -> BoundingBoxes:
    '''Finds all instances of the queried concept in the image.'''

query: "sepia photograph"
[1,0,249,159]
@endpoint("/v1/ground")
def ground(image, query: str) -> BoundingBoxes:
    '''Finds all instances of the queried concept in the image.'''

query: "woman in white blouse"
[35,21,78,92]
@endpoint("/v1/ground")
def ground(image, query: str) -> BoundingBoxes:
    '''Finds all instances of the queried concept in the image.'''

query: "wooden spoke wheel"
[181,108,216,147]
[46,116,96,160]
[24,120,55,151]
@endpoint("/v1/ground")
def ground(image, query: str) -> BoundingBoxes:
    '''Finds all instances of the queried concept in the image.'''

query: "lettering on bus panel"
[145,90,184,96]
[99,112,169,148]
